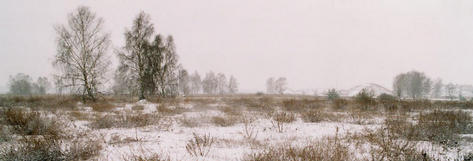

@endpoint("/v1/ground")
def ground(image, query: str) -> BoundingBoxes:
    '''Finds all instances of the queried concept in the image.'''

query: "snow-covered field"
[1,95,473,160]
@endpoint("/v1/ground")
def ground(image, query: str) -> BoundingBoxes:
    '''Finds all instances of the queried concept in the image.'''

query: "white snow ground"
[58,99,473,161]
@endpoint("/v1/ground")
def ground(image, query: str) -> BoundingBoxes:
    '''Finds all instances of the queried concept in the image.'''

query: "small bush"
[377,93,398,111]
[67,137,103,160]
[185,133,215,157]
[241,115,258,141]
[272,112,296,132]
[354,88,376,110]
[272,112,296,123]
[244,135,350,161]
[326,89,340,101]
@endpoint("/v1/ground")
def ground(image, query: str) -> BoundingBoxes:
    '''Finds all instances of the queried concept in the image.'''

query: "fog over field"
[2,0,473,92]
[2,1,473,161]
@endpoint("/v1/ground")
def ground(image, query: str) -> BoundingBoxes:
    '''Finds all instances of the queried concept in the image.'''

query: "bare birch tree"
[116,12,154,100]
[228,75,238,94]
[190,71,202,94]
[54,6,110,102]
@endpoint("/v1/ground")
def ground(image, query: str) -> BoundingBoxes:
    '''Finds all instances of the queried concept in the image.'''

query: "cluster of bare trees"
[51,6,239,101]
[266,77,287,94]
[166,70,239,95]
[393,71,432,99]
[392,71,472,100]
[201,71,238,95]
[8,73,51,95]
[113,12,180,99]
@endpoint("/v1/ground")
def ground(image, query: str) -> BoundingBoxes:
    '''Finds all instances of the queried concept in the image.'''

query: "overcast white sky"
[1,0,473,92]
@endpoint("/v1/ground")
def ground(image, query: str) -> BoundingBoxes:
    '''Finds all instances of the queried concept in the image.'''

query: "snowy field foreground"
[1,95,473,161]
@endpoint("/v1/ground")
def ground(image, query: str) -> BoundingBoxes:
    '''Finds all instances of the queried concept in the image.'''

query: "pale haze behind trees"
[1,0,473,93]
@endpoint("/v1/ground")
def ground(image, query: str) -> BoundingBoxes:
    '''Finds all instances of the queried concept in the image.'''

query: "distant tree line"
[393,70,471,100]
[266,77,287,94]
[7,73,51,95]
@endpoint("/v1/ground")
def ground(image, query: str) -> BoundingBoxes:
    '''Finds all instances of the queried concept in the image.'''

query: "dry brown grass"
[131,105,144,111]
[221,105,243,116]
[89,113,162,129]
[245,134,350,161]
[69,111,91,121]
[89,101,115,112]
[331,98,349,110]
[1,108,65,138]
[157,104,186,115]
[125,154,170,161]
[282,98,321,112]
[301,109,339,123]
[0,95,79,110]
[381,109,472,147]
[211,115,238,127]
[346,126,432,161]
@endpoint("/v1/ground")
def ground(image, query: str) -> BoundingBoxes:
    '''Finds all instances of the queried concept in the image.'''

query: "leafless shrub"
[271,112,296,133]
[244,132,350,161]
[347,126,431,161]
[301,109,323,123]
[241,115,258,141]
[67,136,103,160]
[185,133,216,157]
